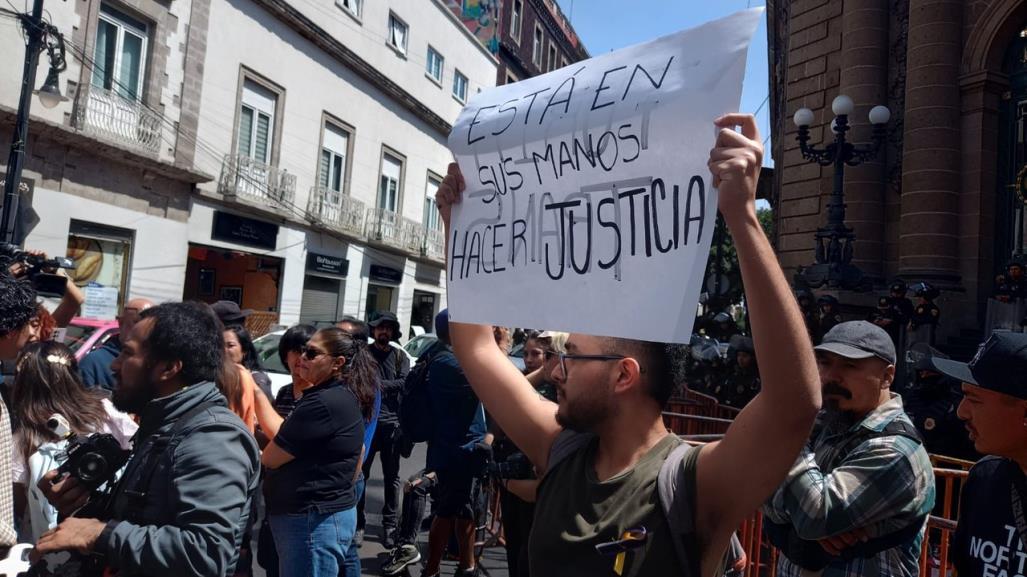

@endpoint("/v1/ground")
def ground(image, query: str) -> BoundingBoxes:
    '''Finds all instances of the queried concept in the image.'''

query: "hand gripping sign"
[446,9,763,344]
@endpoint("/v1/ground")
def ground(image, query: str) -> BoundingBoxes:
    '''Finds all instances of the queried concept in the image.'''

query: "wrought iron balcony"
[365,207,404,249]
[306,186,366,238]
[218,154,297,212]
[365,207,428,256]
[423,228,445,261]
[73,84,163,155]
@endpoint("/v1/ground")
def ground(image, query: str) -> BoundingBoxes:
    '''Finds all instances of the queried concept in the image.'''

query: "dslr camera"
[0,243,75,298]
[474,443,535,480]
[48,414,130,492]
[486,451,535,480]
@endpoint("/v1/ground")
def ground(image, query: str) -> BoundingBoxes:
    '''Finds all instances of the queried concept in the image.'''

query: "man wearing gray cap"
[933,332,1027,577]
[762,320,936,577]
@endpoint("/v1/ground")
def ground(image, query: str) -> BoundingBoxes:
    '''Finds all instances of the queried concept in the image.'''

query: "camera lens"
[76,453,109,484]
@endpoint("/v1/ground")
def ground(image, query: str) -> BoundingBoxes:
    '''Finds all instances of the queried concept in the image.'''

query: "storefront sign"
[211,211,278,250]
[307,252,349,276]
[369,265,403,285]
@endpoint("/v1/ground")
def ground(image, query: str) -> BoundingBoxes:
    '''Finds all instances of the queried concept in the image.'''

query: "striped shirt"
[762,393,936,577]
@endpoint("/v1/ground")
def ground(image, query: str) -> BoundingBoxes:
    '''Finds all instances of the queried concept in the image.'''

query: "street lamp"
[2,6,66,244]
[792,94,890,291]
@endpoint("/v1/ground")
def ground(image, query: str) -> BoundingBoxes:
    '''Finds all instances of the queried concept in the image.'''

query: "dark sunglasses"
[300,345,327,361]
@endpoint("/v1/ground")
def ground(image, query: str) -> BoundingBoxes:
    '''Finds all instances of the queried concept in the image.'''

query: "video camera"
[475,442,535,480]
[0,243,75,298]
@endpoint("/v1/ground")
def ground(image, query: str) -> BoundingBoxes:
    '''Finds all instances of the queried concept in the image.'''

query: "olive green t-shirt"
[528,433,686,577]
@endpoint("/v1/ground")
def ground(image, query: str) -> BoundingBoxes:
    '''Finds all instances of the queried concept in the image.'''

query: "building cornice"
[250,0,454,137]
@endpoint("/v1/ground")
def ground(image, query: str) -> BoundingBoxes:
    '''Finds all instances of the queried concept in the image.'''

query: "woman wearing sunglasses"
[254,327,379,577]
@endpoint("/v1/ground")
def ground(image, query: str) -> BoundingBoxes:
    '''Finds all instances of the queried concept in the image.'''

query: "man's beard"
[821,381,858,427]
[555,391,612,432]
[112,378,158,414]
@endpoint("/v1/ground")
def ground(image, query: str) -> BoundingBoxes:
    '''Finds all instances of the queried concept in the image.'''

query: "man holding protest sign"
[435,108,821,575]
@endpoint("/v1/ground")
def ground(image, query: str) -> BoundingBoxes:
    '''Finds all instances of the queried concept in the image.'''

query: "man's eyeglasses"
[543,350,630,375]
[300,345,327,361]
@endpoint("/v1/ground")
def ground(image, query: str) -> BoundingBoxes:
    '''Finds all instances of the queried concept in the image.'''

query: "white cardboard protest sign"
[446,8,763,343]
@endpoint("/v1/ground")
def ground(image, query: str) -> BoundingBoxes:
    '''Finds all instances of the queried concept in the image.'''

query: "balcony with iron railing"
[365,207,434,256]
[423,227,445,262]
[73,84,163,155]
[306,186,366,238]
[218,154,296,214]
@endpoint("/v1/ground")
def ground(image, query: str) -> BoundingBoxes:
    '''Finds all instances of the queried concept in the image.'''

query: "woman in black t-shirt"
[258,327,379,577]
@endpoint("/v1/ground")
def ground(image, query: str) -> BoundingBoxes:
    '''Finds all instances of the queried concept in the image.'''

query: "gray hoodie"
[94,382,260,577]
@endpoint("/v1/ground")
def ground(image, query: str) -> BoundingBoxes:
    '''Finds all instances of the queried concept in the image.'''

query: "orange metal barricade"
[662,405,972,577]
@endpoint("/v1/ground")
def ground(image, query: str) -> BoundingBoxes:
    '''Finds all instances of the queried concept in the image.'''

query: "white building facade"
[0,0,496,335]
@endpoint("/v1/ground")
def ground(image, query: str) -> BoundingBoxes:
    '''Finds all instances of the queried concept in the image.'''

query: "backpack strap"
[543,430,593,476]
[831,417,923,469]
[658,440,746,577]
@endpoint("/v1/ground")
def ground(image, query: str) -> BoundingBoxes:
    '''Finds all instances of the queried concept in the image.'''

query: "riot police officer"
[815,294,842,344]
[909,282,940,345]
[902,354,978,461]
[714,336,760,409]
[869,296,902,347]
[888,280,914,325]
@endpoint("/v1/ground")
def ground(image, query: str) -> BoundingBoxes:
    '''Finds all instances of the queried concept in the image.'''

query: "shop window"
[65,221,134,320]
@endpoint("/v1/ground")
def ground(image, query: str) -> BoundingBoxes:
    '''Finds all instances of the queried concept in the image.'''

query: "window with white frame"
[510,0,522,44]
[237,79,277,163]
[452,70,468,102]
[336,0,361,18]
[532,24,543,68]
[378,152,403,212]
[388,13,408,55]
[547,42,558,72]
[424,175,441,231]
[426,46,444,83]
[505,70,518,85]
[319,123,350,194]
[92,4,149,100]
[561,55,569,69]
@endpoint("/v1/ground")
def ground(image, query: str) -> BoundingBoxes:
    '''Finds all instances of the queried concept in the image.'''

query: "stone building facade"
[494,0,589,85]
[767,0,1027,343]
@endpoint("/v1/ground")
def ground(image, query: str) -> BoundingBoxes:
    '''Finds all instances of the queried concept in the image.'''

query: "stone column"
[839,0,890,279]
[899,0,963,284]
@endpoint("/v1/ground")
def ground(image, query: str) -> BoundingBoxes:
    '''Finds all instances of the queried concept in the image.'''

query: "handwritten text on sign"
[446,9,763,343]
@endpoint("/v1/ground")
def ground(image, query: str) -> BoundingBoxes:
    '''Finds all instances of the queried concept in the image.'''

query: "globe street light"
[793,94,890,291]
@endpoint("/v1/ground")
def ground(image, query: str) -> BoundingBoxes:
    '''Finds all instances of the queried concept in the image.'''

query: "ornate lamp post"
[793,95,891,290]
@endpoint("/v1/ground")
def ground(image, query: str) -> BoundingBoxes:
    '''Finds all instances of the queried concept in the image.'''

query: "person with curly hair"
[0,271,39,361]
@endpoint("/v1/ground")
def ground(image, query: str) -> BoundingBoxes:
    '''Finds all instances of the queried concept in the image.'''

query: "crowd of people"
[0,112,1018,577]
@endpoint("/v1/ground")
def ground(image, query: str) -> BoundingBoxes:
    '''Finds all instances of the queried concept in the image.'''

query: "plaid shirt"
[762,394,936,577]
[0,401,16,546]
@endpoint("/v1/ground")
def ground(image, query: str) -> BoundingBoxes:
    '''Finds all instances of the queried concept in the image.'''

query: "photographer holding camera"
[33,301,261,577]
[2,244,83,328]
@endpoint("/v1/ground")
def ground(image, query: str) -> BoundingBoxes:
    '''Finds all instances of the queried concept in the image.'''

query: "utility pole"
[2,0,47,245]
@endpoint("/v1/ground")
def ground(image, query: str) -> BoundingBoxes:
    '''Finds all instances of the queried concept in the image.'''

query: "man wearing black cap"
[210,300,253,325]
[357,311,410,547]
[932,333,1027,577]
[762,320,935,577]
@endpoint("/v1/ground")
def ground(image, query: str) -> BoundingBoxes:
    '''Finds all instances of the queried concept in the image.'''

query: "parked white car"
[252,329,414,399]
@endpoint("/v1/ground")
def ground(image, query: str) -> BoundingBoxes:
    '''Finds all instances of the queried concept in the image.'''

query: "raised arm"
[436,164,562,471]
[696,114,822,539]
